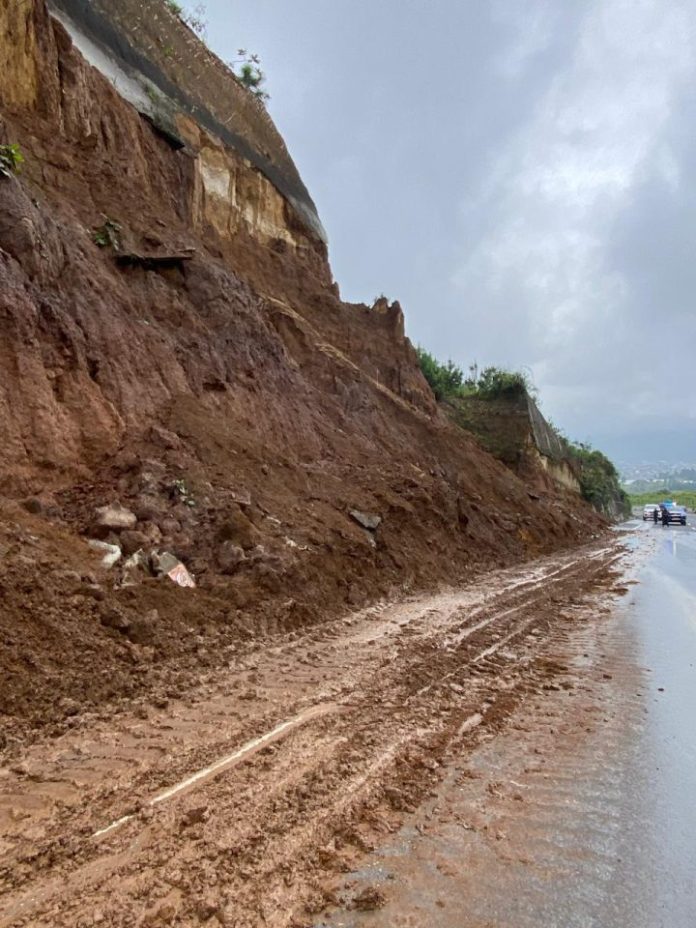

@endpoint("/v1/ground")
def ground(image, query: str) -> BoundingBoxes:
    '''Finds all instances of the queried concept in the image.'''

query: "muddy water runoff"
[320,519,696,928]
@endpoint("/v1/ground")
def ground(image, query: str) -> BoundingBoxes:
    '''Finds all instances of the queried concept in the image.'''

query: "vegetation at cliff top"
[416,348,531,402]
[417,347,628,516]
[162,2,270,103]
[416,348,471,400]
[164,1,206,36]
[228,51,270,103]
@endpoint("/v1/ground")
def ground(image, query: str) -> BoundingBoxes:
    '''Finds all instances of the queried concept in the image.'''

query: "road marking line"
[92,703,334,840]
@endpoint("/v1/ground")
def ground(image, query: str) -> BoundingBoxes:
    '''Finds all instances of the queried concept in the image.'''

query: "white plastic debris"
[152,551,196,588]
[167,561,196,588]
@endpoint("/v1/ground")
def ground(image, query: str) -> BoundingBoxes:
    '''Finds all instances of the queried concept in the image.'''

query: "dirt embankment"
[0,0,601,741]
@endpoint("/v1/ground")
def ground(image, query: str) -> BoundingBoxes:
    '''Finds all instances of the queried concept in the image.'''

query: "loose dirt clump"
[349,885,387,911]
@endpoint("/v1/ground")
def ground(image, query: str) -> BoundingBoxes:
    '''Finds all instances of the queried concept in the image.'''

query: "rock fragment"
[88,539,122,569]
[119,529,151,556]
[216,506,260,551]
[151,551,196,588]
[349,509,382,531]
[350,886,387,911]
[216,542,246,574]
[148,424,182,450]
[99,607,131,632]
[94,503,137,531]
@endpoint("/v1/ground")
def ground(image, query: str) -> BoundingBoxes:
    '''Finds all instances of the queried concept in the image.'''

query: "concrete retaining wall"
[448,392,581,494]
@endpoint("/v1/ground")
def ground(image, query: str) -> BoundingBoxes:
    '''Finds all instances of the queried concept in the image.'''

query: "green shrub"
[0,144,24,178]
[475,366,531,399]
[415,350,531,403]
[416,348,470,400]
[417,347,628,516]
[568,442,630,515]
[228,50,270,103]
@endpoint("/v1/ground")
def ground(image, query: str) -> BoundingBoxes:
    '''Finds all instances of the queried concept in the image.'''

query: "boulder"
[122,549,151,585]
[95,503,137,532]
[88,539,122,569]
[159,517,182,536]
[255,563,282,592]
[82,583,106,602]
[120,529,151,556]
[21,496,62,519]
[148,424,182,450]
[349,509,382,532]
[132,497,167,523]
[152,551,182,577]
[152,551,196,588]
[21,497,44,515]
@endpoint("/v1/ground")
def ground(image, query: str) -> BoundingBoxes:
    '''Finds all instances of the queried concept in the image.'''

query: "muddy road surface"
[1,531,679,927]
[320,519,696,928]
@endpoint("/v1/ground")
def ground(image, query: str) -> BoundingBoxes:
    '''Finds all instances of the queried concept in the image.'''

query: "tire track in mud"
[0,540,625,927]
[320,576,651,928]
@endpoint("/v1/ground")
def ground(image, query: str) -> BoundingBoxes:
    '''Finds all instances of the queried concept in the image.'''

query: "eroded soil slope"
[1,0,600,740]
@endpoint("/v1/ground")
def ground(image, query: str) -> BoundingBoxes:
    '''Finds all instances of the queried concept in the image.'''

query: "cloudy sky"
[183,0,696,463]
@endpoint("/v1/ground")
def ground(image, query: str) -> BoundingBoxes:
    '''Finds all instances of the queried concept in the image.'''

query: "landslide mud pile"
[0,0,597,742]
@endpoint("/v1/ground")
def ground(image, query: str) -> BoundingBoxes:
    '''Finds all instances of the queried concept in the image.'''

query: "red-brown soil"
[1,0,601,748]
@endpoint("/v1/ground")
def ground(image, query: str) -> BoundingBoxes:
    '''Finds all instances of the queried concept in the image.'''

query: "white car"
[643,504,659,520]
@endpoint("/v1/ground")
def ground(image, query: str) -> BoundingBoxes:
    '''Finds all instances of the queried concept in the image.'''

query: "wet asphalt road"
[321,518,696,928]
[611,518,696,927]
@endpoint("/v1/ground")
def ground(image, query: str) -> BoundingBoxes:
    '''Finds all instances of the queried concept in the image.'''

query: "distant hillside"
[629,490,696,510]
[622,468,696,495]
